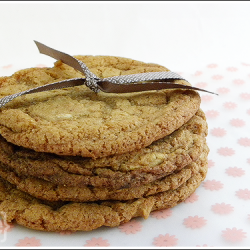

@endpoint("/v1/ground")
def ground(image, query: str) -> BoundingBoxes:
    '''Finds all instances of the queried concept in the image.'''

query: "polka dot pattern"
[1,62,250,247]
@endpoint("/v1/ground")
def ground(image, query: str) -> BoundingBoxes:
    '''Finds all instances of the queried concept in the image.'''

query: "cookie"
[0,143,208,202]
[0,157,208,232]
[0,56,201,158]
[0,110,207,189]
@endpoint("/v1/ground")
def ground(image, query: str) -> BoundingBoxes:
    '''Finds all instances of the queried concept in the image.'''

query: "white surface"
[0,1,250,72]
[1,1,250,248]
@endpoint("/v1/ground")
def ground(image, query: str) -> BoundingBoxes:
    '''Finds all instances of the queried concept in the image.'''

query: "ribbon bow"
[0,41,216,108]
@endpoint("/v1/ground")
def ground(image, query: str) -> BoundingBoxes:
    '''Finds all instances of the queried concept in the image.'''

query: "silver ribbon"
[0,41,216,108]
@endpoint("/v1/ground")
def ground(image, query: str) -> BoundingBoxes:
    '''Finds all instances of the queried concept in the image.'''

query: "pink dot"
[247,158,250,165]
[223,102,237,109]
[201,95,213,102]
[195,82,208,88]
[222,227,247,242]
[240,93,250,100]
[15,237,42,247]
[227,67,238,72]
[205,110,219,118]
[207,63,218,68]
[183,215,207,229]
[151,209,172,219]
[247,109,250,115]
[84,237,110,247]
[153,234,178,247]
[118,220,142,234]
[194,71,203,76]
[212,75,223,80]
[233,79,245,85]
[207,159,215,168]
[238,137,250,147]
[211,203,234,214]
[2,64,13,69]
[217,147,235,156]
[36,63,47,68]
[217,87,230,94]
[236,189,250,200]
[184,193,199,203]
[226,167,245,177]
[210,128,226,137]
[203,180,223,191]
[230,119,245,127]
[242,62,250,66]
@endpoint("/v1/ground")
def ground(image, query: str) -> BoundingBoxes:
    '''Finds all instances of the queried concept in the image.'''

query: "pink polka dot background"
[1,61,250,248]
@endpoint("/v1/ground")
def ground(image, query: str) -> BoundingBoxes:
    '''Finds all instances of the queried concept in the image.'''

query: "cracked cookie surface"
[0,56,200,158]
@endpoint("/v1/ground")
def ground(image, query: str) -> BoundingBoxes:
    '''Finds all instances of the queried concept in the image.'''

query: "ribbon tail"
[0,78,86,108]
[103,71,186,84]
[98,81,218,95]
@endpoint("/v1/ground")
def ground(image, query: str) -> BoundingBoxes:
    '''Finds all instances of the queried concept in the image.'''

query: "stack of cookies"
[0,55,208,232]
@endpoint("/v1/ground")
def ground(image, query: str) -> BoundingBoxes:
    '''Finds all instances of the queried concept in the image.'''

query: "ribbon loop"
[34,41,98,81]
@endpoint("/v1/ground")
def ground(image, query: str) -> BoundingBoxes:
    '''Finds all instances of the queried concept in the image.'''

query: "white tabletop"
[0,1,250,248]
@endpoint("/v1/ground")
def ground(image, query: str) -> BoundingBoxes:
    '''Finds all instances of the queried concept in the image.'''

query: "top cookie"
[0,56,201,158]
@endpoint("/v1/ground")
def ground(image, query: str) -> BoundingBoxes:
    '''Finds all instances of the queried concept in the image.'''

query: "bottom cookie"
[0,158,207,232]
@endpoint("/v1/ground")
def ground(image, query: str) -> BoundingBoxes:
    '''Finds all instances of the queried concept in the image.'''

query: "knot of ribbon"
[0,41,216,108]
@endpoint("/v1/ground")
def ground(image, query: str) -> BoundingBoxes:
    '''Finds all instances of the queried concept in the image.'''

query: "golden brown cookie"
[0,56,201,158]
[0,156,208,232]
[0,144,208,202]
[0,110,207,189]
